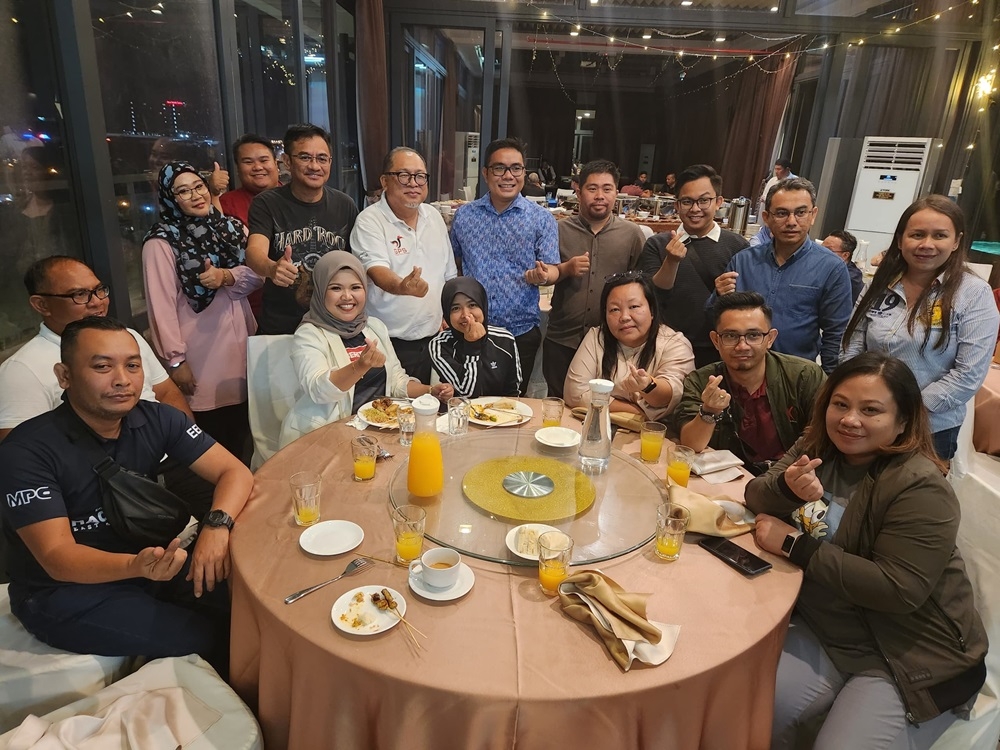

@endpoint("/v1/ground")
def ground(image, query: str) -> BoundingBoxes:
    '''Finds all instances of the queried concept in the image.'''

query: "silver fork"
[284,558,373,604]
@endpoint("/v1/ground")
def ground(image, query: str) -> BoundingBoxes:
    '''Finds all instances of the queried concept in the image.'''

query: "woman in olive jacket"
[746,352,986,749]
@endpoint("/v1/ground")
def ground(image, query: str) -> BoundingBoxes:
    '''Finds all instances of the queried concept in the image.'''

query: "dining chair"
[247,334,300,471]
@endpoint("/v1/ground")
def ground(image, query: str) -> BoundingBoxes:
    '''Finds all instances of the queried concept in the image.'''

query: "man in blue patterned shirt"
[450,137,560,392]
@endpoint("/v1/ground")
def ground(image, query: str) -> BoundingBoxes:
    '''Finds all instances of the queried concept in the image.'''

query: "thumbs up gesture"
[271,245,299,287]
[399,266,429,297]
[198,257,226,289]
[208,160,229,196]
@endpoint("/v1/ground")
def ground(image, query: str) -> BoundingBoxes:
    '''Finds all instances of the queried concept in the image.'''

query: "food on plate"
[469,400,524,424]
[371,591,389,610]
[361,398,403,426]
[516,527,539,556]
[381,588,399,614]
[339,591,375,630]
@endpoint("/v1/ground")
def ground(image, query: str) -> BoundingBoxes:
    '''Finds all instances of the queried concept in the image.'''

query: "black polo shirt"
[0,401,215,590]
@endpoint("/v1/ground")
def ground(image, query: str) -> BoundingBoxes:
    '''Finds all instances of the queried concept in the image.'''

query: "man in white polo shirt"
[0,256,193,442]
[351,147,457,382]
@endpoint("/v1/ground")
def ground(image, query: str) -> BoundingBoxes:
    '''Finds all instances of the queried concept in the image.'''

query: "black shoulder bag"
[57,406,190,548]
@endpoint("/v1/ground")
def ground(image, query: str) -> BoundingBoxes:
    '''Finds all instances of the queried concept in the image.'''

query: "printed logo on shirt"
[187,425,203,439]
[390,236,409,256]
[6,486,53,508]
[71,507,109,533]
[346,343,366,362]
[868,291,904,319]
[274,228,348,263]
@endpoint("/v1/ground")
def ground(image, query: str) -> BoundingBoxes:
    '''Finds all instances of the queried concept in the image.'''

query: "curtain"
[720,52,799,199]
[356,0,389,195]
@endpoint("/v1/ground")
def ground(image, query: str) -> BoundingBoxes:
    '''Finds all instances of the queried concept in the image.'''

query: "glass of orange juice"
[351,436,378,482]
[640,421,666,463]
[541,397,564,428]
[538,531,574,596]
[667,445,695,487]
[290,470,322,527]
[390,504,426,564]
[655,502,690,561]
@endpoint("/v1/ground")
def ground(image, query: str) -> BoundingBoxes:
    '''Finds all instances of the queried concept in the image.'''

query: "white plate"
[712,499,756,526]
[505,523,561,560]
[331,585,407,636]
[408,562,476,601]
[534,426,581,448]
[357,400,410,430]
[299,520,364,556]
[468,398,533,427]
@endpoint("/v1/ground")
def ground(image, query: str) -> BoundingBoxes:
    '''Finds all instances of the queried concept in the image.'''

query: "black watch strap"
[642,379,658,394]
[203,509,235,531]
[698,404,724,423]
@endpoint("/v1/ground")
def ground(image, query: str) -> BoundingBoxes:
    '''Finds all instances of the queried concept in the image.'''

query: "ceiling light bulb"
[822,43,828,48]
[895,27,901,32]
[715,36,725,42]
[643,29,652,39]
[713,55,717,59]
[748,54,754,61]
[609,36,615,42]
[770,5,778,11]
[681,0,693,5]
[570,30,579,36]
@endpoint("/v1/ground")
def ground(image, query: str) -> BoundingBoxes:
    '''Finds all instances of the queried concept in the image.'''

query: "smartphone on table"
[699,536,772,577]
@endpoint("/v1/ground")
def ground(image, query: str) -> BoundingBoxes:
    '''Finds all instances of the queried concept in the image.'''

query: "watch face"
[205,510,233,528]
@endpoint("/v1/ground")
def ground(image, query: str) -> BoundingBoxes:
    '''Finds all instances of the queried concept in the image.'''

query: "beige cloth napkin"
[668,484,754,538]
[557,570,680,671]
[570,406,646,434]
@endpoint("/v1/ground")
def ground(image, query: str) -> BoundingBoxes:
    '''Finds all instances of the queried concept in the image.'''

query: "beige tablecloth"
[230,402,801,750]
[973,367,1000,456]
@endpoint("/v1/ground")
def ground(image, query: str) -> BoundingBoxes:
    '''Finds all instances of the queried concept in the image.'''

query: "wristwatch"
[202,509,235,531]
[642,379,658,394]
[698,404,725,424]
[781,532,802,558]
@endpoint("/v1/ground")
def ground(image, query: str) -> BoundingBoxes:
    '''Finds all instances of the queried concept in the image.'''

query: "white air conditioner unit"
[454,132,480,198]
[844,136,942,264]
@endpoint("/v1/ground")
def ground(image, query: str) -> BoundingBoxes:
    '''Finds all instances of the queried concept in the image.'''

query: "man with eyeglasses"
[543,159,645,397]
[638,164,749,368]
[709,177,851,374]
[674,292,825,467]
[246,123,358,334]
[0,256,193,443]
[350,147,457,381]
[450,137,560,391]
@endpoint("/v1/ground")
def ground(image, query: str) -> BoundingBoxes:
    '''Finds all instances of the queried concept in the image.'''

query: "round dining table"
[229,399,802,750]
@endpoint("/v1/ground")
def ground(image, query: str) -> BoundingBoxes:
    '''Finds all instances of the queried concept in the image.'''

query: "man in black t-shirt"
[247,124,359,334]
[0,317,253,671]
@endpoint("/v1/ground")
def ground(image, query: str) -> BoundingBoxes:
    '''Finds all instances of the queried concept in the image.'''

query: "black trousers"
[514,326,542,396]
[541,339,578,398]
[390,336,434,383]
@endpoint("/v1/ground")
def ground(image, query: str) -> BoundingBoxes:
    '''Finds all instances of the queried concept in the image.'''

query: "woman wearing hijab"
[429,277,521,398]
[143,161,262,459]
[279,251,451,448]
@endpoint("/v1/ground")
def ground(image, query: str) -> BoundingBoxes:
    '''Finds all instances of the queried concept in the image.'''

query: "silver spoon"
[284,558,373,604]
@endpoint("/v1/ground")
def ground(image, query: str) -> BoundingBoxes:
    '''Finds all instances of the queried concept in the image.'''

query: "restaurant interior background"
[0,0,997,357]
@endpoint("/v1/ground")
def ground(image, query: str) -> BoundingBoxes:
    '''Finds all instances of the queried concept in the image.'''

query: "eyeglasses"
[717,331,767,347]
[676,196,718,210]
[769,207,813,220]
[384,171,429,186]
[604,270,648,284]
[171,182,208,201]
[36,284,111,306]
[291,153,332,165]
[487,164,525,177]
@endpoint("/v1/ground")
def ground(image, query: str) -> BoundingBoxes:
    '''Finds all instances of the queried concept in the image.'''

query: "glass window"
[92,1,226,317]
[333,2,360,202]
[0,2,85,353]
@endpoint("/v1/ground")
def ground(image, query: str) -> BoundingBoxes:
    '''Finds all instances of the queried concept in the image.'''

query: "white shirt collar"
[376,192,426,229]
[676,221,721,243]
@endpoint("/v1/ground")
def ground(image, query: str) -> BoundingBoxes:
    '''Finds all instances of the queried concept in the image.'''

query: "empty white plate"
[299,520,364,556]
[534,426,581,448]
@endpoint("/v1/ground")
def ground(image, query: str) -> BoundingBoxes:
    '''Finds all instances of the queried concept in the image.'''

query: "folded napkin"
[668,484,755,537]
[689,449,744,476]
[570,406,646,434]
[557,570,680,671]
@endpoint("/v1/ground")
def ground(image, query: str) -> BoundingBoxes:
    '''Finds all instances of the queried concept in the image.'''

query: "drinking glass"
[390,504,426,564]
[447,397,470,436]
[538,531,574,596]
[351,436,377,482]
[289,470,322,527]
[667,445,695,487]
[398,408,415,447]
[541,397,564,427]
[640,421,666,463]
[655,502,690,561]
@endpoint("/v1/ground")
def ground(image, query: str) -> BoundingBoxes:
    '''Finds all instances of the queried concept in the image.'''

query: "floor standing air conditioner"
[454,132,480,200]
[844,136,942,263]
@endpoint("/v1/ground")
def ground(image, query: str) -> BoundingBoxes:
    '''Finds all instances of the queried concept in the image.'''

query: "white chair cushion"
[0,655,261,749]
[0,584,134,733]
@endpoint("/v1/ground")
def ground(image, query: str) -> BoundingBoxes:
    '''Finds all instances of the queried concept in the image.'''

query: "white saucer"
[534,426,581,448]
[408,562,475,601]
[505,523,560,560]
[299,520,364,556]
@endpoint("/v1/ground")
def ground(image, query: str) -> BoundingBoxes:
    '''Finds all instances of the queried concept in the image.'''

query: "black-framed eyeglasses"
[291,152,332,165]
[487,163,525,177]
[384,171,429,186]
[172,182,208,201]
[604,270,648,284]
[769,207,812,220]
[677,196,718,210]
[717,331,767,347]
[36,284,111,306]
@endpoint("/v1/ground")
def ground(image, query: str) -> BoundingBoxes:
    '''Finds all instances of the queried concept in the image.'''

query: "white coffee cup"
[409,547,461,590]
